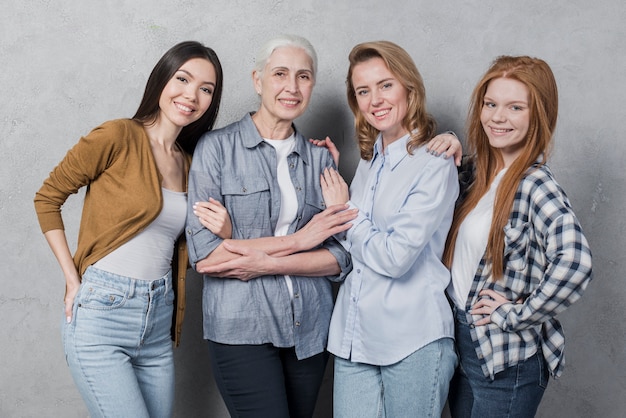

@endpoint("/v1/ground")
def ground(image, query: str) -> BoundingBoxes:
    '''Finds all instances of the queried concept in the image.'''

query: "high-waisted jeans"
[64,266,175,418]
[448,307,549,418]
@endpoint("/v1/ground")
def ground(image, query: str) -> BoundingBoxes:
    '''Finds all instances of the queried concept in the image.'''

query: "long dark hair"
[133,41,223,154]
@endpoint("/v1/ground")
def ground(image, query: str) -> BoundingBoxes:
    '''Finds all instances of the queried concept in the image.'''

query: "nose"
[285,75,299,93]
[491,106,506,122]
[370,89,383,106]
[184,85,197,102]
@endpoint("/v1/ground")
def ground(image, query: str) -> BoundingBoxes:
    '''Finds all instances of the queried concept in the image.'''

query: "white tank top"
[93,188,187,280]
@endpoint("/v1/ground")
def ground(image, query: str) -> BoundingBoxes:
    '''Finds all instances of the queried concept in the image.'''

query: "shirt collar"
[241,112,309,165]
[372,132,411,170]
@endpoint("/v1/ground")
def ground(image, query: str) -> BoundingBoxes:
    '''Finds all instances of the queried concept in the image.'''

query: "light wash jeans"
[333,338,457,418]
[63,266,175,418]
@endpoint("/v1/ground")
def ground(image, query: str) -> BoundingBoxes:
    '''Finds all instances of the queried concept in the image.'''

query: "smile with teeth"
[175,102,194,113]
[373,109,390,118]
[280,99,299,106]
[490,127,512,134]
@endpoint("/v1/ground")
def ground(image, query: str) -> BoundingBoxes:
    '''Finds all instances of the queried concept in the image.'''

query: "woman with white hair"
[186,34,354,418]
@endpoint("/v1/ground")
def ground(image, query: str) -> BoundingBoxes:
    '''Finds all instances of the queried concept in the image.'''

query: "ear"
[252,70,262,95]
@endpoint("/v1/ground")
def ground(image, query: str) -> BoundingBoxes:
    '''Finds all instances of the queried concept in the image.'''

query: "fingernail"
[66,316,71,323]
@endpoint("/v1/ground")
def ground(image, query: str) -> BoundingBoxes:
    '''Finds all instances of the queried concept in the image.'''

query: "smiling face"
[253,46,315,126]
[480,77,531,167]
[351,57,409,146]
[158,57,217,130]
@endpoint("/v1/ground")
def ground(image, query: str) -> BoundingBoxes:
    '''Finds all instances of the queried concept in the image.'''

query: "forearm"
[43,229,81,285]
[270,249,341,277]
[194,234,301,272]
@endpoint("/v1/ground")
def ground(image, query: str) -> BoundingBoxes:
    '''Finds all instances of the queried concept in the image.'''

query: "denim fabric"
[186,113,351,360]
[207,341,328,418]
[64,266,175,418]
[333,338,457,418]
[448,308,548,418]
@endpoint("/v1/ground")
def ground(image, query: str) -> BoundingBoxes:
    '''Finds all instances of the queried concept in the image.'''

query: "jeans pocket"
[536,352,550,389]
[77,281,126,310]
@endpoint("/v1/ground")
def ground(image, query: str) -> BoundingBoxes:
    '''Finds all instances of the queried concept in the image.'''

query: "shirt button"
[365,212,370,217]
[477,268,483,274]
[469,324,475,329]
[295,321,301,327]
[242,187,247,193]
[290,164,295,169]
[356,269,361,274]
[352,297,357,302]
[477,353,483,359]
[294,293,300,298]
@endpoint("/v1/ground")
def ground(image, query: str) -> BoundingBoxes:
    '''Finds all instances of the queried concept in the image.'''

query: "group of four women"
[34,34,592,418]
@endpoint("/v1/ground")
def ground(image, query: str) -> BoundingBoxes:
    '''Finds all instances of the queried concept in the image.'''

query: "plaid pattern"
[460,163,592,379]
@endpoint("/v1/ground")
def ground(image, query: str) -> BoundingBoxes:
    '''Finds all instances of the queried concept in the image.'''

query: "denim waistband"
[83,265,171,296]
[453,305,471,326]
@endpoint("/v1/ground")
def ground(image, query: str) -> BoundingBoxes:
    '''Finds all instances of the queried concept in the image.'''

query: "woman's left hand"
[470,289,512,326]
[320,167,349,206]
[197,240,272,280]
[426,133,463,166]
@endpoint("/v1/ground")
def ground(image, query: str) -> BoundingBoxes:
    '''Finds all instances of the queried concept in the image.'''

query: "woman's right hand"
[293,204,357,251]
[194,198,232,239]
[64,275,80,323]
[309,136,340,167]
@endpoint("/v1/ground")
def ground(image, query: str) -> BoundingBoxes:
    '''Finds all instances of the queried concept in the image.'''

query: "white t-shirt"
[264,134,297,298]
[449,168,507,308]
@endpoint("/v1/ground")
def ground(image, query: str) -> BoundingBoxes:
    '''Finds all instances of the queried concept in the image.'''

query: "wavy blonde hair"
[346,41,435,161]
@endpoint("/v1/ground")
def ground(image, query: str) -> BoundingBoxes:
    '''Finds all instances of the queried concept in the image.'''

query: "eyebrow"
[270,66,313,74]
[354,77,394,91]
[176,68,216,86]
[483,95,528,105]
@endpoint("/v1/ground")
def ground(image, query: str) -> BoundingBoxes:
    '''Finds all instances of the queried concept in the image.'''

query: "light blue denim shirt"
[327,133,459,366]
[186,113,352,359]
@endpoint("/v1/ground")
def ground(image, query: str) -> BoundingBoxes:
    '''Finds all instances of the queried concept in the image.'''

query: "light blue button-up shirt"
[327,133,459,366]
[186,113,352,360]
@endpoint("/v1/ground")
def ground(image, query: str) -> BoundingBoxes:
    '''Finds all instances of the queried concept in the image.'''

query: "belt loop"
[128,278,135,298]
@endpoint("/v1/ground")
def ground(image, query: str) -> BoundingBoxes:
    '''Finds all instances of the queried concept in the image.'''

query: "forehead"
[485,77,529,100]
[266,46,313,71]
[351,57,393,83]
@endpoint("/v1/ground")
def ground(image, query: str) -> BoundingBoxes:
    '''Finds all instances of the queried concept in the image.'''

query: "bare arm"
[43,229,81,323]
[194,203,357,274]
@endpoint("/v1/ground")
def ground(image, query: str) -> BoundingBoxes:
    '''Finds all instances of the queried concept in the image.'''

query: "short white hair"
[254,34,318,79]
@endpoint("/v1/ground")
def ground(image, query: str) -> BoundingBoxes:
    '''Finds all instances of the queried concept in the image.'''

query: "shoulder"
[518,164,575,220]
[85,118,143,145]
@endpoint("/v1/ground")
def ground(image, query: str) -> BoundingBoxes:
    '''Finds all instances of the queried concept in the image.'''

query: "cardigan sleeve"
[34,120,125,232]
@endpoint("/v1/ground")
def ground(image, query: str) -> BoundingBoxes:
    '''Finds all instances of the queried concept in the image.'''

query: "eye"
[299,73,311,81]
[200,87,214,95]
[176,76,189,83]
[511,105,524,111]
[274,71,286,77]
[356,89,369,96]
[382,82,393,89]
[483,101,495,108]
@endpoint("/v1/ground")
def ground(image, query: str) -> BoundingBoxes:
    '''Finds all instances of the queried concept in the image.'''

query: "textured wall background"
[1,1,624,417]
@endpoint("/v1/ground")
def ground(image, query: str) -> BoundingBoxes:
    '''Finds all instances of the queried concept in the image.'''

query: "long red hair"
[443,56,558,279]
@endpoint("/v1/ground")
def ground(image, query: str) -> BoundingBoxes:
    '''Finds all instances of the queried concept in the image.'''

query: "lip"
[372,108,391,119]
[488,126,513,135]
[175,102,196,114]
[278,98,301,107]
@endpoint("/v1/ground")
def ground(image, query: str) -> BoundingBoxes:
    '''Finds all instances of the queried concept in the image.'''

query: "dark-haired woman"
[34,41,223,418]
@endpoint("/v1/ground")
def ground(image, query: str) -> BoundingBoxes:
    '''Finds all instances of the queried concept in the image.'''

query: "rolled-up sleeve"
[186,132,224,269]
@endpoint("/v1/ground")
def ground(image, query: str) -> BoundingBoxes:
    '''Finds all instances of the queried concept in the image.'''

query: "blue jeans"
[333,338,457,418]
[64,266,175,418]
[448,308,549,418]
[207,341,328,418]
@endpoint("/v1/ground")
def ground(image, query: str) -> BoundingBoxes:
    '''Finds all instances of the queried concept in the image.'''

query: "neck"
[144,118,181,151]
[252,110,294,140]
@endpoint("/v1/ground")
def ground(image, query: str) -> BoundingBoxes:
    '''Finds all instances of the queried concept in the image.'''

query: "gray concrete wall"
[1,1,624,417]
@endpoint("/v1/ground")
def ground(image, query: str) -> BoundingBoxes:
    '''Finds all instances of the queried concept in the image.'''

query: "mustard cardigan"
[35,118,191,346]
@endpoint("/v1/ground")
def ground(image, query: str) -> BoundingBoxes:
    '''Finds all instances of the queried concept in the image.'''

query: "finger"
[64,301,73,323]
[474,316,491,326]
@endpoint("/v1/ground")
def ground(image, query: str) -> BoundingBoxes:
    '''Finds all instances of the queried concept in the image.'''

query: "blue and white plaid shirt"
[456,162,592,379]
